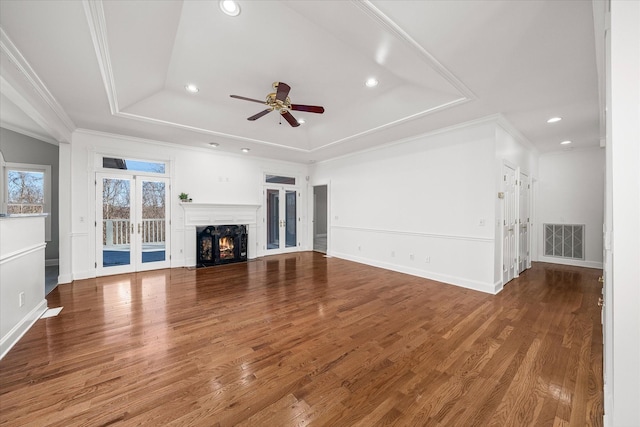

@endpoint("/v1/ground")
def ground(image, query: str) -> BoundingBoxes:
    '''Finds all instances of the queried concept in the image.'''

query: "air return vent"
[544,224,584,260]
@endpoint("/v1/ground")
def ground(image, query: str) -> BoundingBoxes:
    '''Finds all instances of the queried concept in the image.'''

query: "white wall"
[65,129,309,280]
[0,216,48,359]
[537,148,605,268]
[606,1,640,425]
[312,120,502,293]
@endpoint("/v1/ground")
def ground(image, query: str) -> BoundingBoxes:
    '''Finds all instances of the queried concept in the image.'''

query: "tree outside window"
[7,170,45,214]
[3,163,52,241]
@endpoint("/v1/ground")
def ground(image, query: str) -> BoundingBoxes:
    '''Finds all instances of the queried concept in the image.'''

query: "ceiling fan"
[230,82,324,127]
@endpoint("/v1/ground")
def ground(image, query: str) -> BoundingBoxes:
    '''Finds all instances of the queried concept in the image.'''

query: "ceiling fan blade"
[291,104,325,114]
[275,82,291,102]
[248,109,272,121]
[281,111,300,127]
[230,95,266,104]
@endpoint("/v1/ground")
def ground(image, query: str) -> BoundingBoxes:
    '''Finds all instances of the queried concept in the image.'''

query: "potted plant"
[179,192,190,202]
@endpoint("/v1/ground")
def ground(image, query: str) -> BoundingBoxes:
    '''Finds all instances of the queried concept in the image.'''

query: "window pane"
[265,175,295,185]
[141,180,166,263]
[7,170,45,213]
[103,157,166,174]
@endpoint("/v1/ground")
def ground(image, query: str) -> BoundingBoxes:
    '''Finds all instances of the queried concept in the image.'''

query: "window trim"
[4,162,52,241]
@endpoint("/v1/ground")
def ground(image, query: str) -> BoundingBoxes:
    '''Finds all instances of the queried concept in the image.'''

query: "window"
[103,157,166,174]
[3,163,52,240]
[265,174,296,185]
[7,170,44,214]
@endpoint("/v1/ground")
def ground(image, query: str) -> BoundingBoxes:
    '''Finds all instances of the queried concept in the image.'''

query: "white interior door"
[518,172,530,273]
[97,173,170,275]
[503,165,517,284]
[265,186,299,254]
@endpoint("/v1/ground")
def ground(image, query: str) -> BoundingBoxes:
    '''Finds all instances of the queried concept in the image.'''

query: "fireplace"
[196,225,247,267]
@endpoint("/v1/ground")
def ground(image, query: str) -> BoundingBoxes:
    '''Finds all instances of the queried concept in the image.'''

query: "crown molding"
[355,0,476,101]
[83,0,119,115]
[81,0,476,156]
[0,122,59,146]
[495,114,537,154]
[0,27,75,142]
[311,97,469,152]
[315,114,505,165]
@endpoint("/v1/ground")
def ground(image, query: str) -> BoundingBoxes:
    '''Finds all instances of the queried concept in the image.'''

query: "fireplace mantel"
[181,203,261,266]
[181,203,260,227]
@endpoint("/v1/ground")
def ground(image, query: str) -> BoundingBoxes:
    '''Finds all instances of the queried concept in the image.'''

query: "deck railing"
[103,219,165,246]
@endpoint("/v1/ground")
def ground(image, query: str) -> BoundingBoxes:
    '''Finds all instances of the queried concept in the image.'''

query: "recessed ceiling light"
[185,84,199,93]
[209,142,219,147]
[365,77,378,88]
[560,140,572,145]
[547,117,562,123]
[220,0,240,16]
[297,118,306,124]
[241,148,250,153]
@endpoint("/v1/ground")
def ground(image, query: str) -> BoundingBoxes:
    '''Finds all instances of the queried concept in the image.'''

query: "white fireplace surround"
[181,203,260,266]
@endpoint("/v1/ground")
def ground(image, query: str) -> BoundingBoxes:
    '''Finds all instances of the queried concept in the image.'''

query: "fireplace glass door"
[265,187,298,254]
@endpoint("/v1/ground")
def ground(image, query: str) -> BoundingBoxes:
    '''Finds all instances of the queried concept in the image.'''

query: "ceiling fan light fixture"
[547,117,562,123]
[365,77,379,88]
[241,148,250,153]
[185,84,199,93]
[560,140,572,145]
[220,0,240,16]
[297,118,306,124]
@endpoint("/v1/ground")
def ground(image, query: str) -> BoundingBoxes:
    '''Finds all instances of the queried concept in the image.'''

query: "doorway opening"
[313,185,328,253]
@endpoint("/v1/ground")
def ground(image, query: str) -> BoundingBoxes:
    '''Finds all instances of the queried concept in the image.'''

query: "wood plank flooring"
[0,252,603,426]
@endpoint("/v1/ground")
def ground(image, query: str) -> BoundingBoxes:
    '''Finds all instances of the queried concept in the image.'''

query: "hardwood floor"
[0,252,603,426]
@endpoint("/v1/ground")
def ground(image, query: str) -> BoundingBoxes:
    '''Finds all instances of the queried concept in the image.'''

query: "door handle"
[598,297,604,307]
[598,276,604,283]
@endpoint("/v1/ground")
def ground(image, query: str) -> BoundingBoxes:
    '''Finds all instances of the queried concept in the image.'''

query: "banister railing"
[103,218,165,246]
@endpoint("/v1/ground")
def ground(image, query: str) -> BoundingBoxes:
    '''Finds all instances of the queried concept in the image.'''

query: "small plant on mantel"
[179,192,190,202]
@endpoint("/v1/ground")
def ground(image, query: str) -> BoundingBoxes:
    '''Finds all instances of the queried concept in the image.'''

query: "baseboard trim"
[57,273,73,284]
[331,251,497,294]
[537,257,603,269]
[0,299,48,360]
[72,270,96,281]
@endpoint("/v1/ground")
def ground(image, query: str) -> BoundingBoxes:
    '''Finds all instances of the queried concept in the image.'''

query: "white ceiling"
[0,0,601,163]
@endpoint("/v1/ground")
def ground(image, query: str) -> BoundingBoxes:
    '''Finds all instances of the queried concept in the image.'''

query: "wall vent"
[544,224,585,260]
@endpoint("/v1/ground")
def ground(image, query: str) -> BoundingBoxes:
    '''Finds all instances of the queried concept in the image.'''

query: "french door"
[518,172,530,274]
[96,173,170,275]
[265,187,299,254]
[503,164,517,285]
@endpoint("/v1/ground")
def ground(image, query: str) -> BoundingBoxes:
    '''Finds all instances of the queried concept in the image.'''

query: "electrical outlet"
[425,256,431,263]
[19,292,25,307]
[391,251,395,258]
[479,219,486,226]
[409,254,414,260]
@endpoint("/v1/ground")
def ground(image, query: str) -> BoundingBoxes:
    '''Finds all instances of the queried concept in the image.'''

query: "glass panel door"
[99,175,134,274]
[265,187,298,254]
[137,178,169,270]
[97,174,170,275]
[266,189,280,250]
[285,190,297,248]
